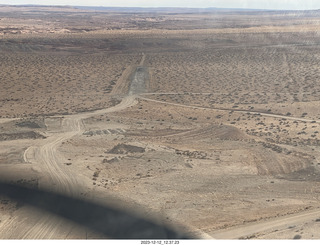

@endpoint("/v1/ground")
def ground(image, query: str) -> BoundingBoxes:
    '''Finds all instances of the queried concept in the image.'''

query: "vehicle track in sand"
[11,56,211,239]
[18,96,137,239]
[0,54,142,239]
[4,50,317,239]
[139,96,320,124]
[209,207,320,239]
[136,95,320,239]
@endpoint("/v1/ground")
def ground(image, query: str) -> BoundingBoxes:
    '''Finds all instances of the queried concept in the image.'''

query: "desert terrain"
[0,5,320,239]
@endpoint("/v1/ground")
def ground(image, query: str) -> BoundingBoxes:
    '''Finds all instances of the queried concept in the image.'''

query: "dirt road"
[0,96,138,239]
[139,96,320,123]
[3,54,317,239]
[0,57,142,239]
[210,207,320,239]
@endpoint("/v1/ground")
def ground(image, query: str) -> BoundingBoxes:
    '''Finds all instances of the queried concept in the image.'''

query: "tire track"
[17,96,138,239]
[139,96,320,124]
[210,207,320,239]
[2,53,212,239]
[2,66,141,239]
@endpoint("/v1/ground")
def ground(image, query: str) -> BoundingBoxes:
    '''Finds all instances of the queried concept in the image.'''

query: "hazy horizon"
[1,0,320,10]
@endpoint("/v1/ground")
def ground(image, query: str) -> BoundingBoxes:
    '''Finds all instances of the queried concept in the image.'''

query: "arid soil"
[0,5,320,239]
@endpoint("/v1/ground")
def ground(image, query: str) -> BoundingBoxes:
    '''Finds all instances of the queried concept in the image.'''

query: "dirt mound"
[15,121,41,129]
[214,125,249,141]
[0,131,46,141]
[176,125,250,141]
[279,166,320,182]
[102,157,120,164]
[108,144,145,154]
[252,147,311,175]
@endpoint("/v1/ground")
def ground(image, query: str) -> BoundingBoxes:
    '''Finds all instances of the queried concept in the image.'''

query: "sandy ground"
[1,6,320,240]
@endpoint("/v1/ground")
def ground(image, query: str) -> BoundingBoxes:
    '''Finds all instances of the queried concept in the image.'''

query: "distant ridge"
[74,6,274,12]
[0,4,290,12]
[0,4,319,13]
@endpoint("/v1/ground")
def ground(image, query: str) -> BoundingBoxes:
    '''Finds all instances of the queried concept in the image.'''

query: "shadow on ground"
[0,182,193,239]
